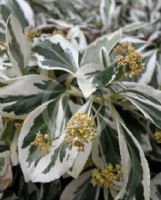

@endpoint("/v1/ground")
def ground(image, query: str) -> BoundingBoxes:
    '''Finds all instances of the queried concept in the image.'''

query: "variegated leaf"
[76,63,104,98]
[60,170,100,200]
[0,150,12,192]
[139,52,157,84]
[98,114,120,165]
[1,0,34,28]
[0,75,64,118]
[112,107,150,200]
[33,35,79,75]
[92,63,120,88]
[67,26,87,51]
[100,0,115,31]
[67,101,94,178]
[148,137,161,163]
[0,17,5,42]
[122,22,148,33]
[92,107,120,170]
[6,15,31,75]
[151,172,161,200]
[117,108,152,153]
[100,47,111,69]
[120,83,161,129]
[0,150,10,176]
[81,30,122,66]
[10,129,19,166]
[18,96,78,182]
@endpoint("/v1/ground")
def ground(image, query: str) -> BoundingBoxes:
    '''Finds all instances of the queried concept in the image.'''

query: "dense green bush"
[0,0,161,199]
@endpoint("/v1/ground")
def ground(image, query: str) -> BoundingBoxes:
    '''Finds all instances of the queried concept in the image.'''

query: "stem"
[65,74,74,88]
[66,86,84,98]
[66,86,114,107]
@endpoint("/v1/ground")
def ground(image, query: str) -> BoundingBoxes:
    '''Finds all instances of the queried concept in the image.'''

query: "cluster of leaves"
[0,0,161,199]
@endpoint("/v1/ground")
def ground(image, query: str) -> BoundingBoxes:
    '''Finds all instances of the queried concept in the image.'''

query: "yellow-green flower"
[155,131,161,143]
[91,163,122,188]
[33,131,50,154]
[25,30,41,39]
[64,113,97,151]
[114,42,144,78]
[0,43,7,51]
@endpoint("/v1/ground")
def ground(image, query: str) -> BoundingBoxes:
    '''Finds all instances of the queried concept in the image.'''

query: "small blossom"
[91,163,122,188]
[33,131,50,154]
[155,131,161,143]
[25,30,41,39]
[64,113,97,151]
[14,122,23,129]
[0,43,8,52]
[114,42,144,78]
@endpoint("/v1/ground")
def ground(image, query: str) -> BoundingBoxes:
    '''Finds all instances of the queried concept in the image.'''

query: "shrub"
[0,0,161,199]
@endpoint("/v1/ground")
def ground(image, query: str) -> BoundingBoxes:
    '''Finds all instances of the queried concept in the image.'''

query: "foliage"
[0,0,161,199]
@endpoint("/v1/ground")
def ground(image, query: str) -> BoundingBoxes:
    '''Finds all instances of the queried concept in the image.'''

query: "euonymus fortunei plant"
[0,0,161,200]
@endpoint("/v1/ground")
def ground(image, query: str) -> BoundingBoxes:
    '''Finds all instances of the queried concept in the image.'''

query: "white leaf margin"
[61,170,100,200]
[139,52,157,84]
[18,99,78,182]
[6,15,31,76]
[0,74,50,119]
[76,63,104,98]
[67,100,94,178]
[112,107,150,200]
[34,35,79,75]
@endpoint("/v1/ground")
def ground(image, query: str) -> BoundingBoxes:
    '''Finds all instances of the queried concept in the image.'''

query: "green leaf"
[0,75,64,118]
[92,63,119,88]
[60,170,100,200]
[33,35,79,75]
[98,115,120,165]
[92,107,120,170]
[41,180,61,200]
[6,15,31,75]
[0,119,15,143]
[118,108,152,153]
[18,179,39,200]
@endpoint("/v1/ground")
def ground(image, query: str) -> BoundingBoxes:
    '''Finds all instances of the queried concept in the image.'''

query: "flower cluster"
[114,42,144,78]
[33,131,50,154]
[64,113,97,151]
[91,163,122,188]
[155,131,161,143]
